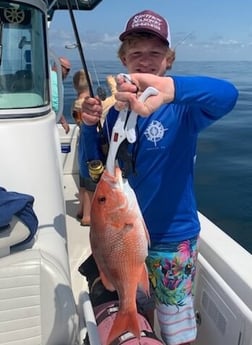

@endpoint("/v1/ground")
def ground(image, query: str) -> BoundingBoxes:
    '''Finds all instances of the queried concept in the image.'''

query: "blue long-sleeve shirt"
[83,76,238,243]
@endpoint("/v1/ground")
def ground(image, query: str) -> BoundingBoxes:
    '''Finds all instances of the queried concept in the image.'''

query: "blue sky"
[48,0,252,61]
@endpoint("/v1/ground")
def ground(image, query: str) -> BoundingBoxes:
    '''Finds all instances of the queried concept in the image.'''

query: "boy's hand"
[115,73,174,116]
[81,96,103,126]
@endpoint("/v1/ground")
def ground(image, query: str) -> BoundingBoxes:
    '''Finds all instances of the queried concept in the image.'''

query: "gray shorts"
[79,175,96,192]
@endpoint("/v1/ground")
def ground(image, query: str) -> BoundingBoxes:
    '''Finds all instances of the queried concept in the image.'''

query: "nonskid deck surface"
[63,173,91,302]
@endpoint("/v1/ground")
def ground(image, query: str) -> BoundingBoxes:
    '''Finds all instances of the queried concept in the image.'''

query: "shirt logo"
[144,120,168,147]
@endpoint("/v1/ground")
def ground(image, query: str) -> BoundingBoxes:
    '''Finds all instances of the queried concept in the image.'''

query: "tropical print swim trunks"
[146,236,198,306]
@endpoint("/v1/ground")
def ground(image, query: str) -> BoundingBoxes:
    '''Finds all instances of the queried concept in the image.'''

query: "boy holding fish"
[81,10,238,345]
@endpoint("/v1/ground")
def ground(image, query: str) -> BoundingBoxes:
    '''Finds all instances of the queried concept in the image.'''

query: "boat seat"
[0,218,79,345]
[11,70,33,92]
[0,249,79,345]
[0,216,30,258]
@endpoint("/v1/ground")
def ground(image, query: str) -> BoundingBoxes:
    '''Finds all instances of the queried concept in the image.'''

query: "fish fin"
[106,309,140,345]
[138,264,150,297]
[100,271,116,292]
[142,219,151,247]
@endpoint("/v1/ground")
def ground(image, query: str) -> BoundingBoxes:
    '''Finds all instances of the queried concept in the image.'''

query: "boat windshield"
[0,1,49,112]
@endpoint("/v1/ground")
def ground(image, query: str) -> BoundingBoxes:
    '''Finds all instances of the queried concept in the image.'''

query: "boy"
[81,10,238,345]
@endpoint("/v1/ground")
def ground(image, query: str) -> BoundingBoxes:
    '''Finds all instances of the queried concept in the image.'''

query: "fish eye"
[98,196,106,204]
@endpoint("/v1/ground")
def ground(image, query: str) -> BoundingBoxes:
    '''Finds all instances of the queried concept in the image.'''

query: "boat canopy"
[48,0,102,11]
[0,0,102,117]
[47,0,102,19]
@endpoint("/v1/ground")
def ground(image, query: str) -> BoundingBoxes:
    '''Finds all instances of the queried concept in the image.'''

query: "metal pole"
[65,0,94,97]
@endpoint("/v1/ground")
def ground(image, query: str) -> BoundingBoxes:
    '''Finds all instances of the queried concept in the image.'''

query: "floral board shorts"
[145,237,199,345]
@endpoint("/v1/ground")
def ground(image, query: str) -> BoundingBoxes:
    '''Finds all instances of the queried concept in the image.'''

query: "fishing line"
[66,0,94,97]
[92,60,107,101]
[173,31,194,50]
[66,0,105,133]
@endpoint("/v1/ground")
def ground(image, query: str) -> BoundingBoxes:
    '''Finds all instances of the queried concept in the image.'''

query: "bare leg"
[80,189,94,226]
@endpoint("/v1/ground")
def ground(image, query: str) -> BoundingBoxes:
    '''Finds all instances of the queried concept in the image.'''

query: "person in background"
[81,9,238,345]
[72,69,96,226]
[72,70,117,226]
[100,74,117,124]
[51,56,71,134]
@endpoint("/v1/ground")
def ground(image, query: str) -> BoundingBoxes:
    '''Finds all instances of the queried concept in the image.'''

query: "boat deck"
[60,130,252,345]
[63,173,91,303]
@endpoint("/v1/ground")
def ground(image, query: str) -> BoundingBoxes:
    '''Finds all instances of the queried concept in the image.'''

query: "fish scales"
[90,167,150,345]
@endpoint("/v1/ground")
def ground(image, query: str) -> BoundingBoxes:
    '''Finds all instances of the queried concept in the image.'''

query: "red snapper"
[90,167,150,345]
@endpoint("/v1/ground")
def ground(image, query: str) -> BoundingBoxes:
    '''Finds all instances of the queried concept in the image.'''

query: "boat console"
[0,1,101,344]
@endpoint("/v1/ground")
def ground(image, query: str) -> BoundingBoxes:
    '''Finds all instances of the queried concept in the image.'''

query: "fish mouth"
[103,168,124,190]
[101,169,136,211]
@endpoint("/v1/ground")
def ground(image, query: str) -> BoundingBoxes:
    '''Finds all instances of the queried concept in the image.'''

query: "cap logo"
[119,10,170,46]
[132,14,162,33]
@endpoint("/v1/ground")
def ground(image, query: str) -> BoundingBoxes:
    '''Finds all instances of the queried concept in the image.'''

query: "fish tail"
[106,309,140,345]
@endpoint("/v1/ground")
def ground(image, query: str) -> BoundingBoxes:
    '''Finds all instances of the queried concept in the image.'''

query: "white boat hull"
[0,120,251,345]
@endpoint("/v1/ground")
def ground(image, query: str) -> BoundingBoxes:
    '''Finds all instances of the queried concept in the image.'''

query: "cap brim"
[119,28,169,46]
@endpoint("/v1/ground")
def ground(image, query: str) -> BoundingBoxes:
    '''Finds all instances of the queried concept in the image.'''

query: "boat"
[0,1,251,344]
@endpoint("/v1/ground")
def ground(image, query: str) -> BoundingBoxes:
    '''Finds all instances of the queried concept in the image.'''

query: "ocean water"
[63,60,252,253]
